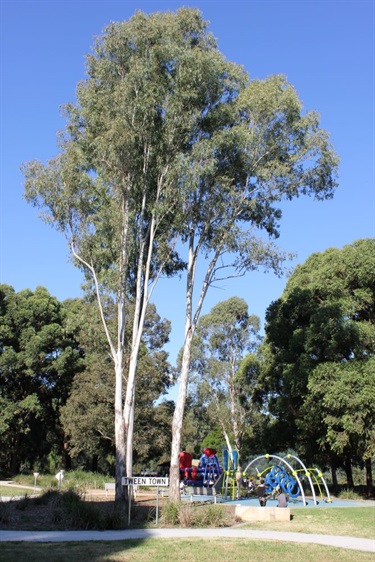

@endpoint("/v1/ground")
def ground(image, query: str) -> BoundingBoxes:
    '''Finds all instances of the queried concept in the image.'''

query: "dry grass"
[0,489,237,531]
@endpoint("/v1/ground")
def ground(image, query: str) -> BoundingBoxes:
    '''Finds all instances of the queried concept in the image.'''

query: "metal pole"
[127,485,131,527]
[33,472,39,492]
[156,485,159,524]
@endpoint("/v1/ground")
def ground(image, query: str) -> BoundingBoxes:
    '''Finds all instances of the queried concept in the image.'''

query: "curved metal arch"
[311,467,331,503]
[284,454,317,506]
[244,454,307,506]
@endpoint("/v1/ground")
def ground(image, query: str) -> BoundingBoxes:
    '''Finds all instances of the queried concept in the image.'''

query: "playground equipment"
[180,447,241,499]
[243,453,331,506]
[179,449,330,507]
[222,448,242,500]
[179,448,222,489]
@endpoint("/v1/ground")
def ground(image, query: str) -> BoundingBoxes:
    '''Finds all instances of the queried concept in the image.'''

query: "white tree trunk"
[169,328,194,502]
[229,367,242,454]
[169,234,196,503]
[125,394,135,479]
[169,235,224,502]
[123,208,158,477]
[124,350,138,478]
[70,243,128,504]
[222,426,233,456]
[122,163,175,479]
[114,356,126,503]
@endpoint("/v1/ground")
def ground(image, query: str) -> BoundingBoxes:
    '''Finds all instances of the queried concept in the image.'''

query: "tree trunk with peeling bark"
[170,328,194,502]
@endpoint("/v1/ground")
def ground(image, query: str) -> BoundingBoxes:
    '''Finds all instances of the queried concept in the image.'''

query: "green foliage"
[193,503,227,527]
[58,489,101,529]
[60,299,174,471]
[305,358,375,461]
[259,239,375,482]
[17,488,127,530]
[0,291,173,477]
[176,503,194,527]
[201,430,227,455]
[0,284,84,474]
[47,450,61,474]
[189,297,261,453]
[14,495,30,511]
[161,501,180,525]
[23,8,242,294]
[161,501,230,528]
[179,397,221,459]
[337,488,363,500]
[33,489,61,506]
[14,470,114,492]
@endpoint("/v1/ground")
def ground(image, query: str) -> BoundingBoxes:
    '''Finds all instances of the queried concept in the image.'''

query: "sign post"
[55,470,64,490]
[156,484,159,525]
[122,477,169,487]
[33,472,39,492]
[121,477,169,526]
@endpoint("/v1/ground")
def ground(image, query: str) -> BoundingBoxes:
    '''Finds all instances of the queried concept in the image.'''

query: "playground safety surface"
[182,494,375,508]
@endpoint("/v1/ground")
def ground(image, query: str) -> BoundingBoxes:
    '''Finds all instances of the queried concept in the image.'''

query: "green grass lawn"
[0,537,374,562]
[0,485,37,497]
[1,481,374,562]
[246,507,375,539]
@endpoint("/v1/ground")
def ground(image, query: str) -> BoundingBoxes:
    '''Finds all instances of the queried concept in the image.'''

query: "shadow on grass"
[0,489,157,531]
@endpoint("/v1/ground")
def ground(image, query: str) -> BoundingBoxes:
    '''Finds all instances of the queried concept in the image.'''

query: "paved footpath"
[0,528,374,552]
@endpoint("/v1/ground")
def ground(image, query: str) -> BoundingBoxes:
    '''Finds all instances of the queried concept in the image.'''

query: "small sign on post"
[55,470,64,490]
[121,477,169,525]
[33,472,39,491]
[121,477,169,487]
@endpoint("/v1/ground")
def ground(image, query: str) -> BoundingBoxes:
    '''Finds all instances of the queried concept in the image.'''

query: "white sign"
[122,476,169,487]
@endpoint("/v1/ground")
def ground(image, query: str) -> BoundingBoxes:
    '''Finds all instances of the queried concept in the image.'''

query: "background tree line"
[1,239,373,494]
[0,285,174,476]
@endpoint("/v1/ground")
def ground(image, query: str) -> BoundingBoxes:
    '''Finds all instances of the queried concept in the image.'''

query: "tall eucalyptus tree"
[22,8,339,503]
[22,8,248,501]
[169,74,339,500]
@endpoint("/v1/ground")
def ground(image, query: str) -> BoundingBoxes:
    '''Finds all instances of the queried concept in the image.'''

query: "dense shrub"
[161,501,233,528]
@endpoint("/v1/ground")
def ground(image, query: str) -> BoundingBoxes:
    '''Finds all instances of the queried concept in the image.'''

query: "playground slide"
[213,471,224,491]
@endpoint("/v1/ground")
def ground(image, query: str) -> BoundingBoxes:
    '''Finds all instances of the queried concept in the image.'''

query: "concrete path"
[0,528,374,552]
[1,484,373,552]
[0,481,39,488]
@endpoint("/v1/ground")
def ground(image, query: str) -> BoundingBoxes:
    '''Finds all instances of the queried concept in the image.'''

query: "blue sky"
[1,0,374,366]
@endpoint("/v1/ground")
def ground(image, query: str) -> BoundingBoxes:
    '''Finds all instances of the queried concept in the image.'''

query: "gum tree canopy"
[22,8,339,502]
[189,297,260,456]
